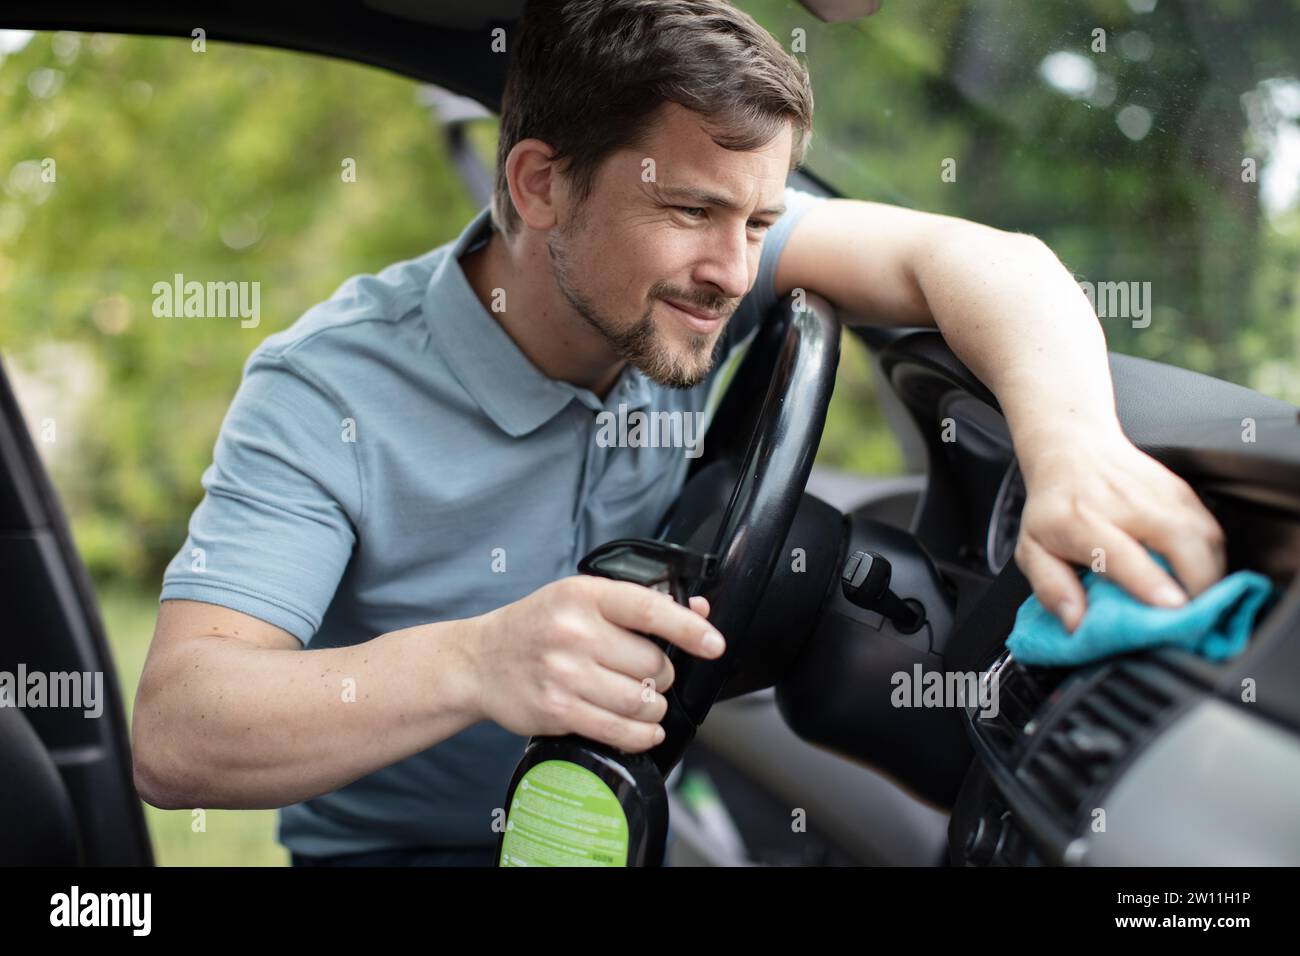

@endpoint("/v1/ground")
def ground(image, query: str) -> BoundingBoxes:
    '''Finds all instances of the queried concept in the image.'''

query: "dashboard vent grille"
[1018,661,1185,824]
[969,651,1068,760]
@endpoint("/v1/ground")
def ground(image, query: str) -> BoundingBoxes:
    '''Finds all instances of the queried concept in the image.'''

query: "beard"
[546,206,735,390]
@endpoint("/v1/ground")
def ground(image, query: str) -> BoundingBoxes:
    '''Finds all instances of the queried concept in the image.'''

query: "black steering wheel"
[646,292,841,774]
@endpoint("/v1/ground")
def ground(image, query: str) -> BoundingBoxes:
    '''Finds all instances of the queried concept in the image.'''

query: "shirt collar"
[424,205,654,438]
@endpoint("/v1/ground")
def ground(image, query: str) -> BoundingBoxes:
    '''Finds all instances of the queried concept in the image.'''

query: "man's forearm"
[782,201,1121,464]
[913,227,1124,468]
[134,617,483,810]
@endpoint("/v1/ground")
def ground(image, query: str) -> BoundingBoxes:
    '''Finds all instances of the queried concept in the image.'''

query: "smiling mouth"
[661,297,727,332]
[664,298,722,321]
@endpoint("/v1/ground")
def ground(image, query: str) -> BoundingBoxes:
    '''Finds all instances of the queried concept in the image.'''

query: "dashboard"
[869,329,1300,865]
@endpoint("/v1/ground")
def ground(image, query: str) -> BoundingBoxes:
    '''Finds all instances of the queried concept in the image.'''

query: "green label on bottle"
[499,759,629,867]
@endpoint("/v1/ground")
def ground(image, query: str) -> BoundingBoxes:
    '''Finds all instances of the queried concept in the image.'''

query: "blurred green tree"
[2,32,485,587]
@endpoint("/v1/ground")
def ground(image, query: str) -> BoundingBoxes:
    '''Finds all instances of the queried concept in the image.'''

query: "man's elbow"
[131,698,201,810]
[1006,229,1052,259]
[132,743,193,810]
[133,755,187,811]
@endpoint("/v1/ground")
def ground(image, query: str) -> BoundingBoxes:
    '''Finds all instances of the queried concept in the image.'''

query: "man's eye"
[677,206,707,219]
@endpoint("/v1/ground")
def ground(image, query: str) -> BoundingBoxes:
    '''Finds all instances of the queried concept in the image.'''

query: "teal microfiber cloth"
[1006,551,1278,668]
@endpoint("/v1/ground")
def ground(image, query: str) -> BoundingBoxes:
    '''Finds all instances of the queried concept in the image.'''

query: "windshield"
[742,0,1300,404]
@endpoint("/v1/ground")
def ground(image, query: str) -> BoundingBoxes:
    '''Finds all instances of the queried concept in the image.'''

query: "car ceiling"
[2,1,864,111]
[364,0,526,30]
[1,1,527,109]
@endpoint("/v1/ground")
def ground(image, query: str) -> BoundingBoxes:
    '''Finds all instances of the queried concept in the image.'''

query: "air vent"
[1018,661,1187,825]
[967,650,1068,760]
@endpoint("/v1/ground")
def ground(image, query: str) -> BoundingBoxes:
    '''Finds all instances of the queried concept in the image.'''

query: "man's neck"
[460,228,625,401]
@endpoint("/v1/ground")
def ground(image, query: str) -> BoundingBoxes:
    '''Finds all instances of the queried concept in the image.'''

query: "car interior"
[3,0,1298,867]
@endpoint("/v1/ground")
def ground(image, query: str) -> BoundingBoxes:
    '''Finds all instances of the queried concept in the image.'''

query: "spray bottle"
[496,537,717,867]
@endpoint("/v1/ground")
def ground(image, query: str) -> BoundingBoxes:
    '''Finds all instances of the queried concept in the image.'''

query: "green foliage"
[1,33,482,587]
[747,0,1300,402]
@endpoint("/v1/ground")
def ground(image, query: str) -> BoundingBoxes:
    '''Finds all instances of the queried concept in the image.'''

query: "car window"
[1,31,489,581]
[741,0,1300,406]
[0,29,494,865]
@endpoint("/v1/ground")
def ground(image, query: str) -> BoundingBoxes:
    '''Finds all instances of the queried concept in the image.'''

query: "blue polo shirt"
[160,185,826,856]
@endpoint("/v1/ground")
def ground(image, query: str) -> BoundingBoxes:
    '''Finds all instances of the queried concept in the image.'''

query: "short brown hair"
[492,0,814,237]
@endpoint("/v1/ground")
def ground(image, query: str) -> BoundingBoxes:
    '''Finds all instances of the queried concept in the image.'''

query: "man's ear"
[506,138,562,231]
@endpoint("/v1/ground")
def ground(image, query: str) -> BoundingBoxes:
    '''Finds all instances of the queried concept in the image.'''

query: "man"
[132,0,1226,865]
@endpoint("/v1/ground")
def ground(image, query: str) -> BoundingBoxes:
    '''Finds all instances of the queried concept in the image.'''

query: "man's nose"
[692,223,753,302]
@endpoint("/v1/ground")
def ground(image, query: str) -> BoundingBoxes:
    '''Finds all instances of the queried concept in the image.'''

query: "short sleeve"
[159,351,364,645]
[724,184,829,348]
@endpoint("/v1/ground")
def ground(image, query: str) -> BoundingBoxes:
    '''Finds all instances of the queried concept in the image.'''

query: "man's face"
[546,103,792,389]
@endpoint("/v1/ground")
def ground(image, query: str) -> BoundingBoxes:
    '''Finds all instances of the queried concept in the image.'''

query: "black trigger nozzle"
[578,538,718,607]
